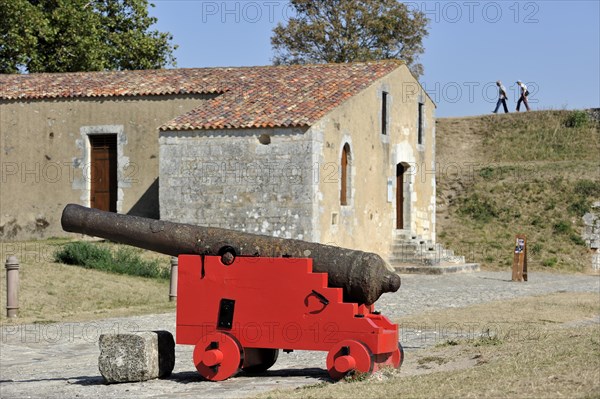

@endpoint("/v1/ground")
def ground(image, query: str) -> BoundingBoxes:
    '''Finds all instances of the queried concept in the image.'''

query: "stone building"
[158,61,436,256]
[0,61,436,259]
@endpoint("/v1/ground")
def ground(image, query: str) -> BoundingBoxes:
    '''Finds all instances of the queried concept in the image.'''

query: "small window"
[418,102,424,145]
[381,91,388,135]
[340,143,351,205]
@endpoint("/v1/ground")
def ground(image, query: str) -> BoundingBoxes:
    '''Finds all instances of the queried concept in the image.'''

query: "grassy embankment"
[435,110,599,272]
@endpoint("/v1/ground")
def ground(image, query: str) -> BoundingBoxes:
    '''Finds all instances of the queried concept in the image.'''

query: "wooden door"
[396,163,405,229]
[340,146,348,205]
[90,135,117,212]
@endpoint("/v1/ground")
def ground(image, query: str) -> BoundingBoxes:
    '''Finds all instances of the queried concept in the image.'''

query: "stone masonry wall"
[583,201,600,271]
[159,127,315,240]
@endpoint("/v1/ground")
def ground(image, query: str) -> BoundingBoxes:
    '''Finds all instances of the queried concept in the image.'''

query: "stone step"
[392,229,413,240]
[390,248,456,258]
[391,241,440,250]
[390,244,454,252]
[389,255,466,266]
[393,263,481,275]
[390,243,421,251]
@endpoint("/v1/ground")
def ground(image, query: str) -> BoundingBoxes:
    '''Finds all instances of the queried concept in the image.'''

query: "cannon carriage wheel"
[393,343,404,368]
[326,341,405,380]
[326,340,374,380]
[193,332,244,381]
[241,348,279,373]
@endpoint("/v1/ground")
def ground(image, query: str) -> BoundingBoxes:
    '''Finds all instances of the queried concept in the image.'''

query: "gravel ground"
[1,271,598,398]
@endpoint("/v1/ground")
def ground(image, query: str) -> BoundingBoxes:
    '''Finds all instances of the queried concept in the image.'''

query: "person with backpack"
[492,80,509,113]
[516,80,531,112]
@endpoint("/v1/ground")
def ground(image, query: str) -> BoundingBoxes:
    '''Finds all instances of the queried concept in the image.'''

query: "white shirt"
[498,85,507,99]
[518,82,527,94]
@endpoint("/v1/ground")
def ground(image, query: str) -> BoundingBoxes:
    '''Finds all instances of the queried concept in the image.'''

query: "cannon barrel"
[61,204,400,305]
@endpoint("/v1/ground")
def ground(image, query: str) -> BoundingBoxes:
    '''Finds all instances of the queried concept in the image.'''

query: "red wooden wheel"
[392,343,404,368]
[193,332,244,381]
[326,340,374,380]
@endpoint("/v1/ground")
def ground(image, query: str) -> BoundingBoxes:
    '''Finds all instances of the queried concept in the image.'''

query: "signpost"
[512,235,527,282]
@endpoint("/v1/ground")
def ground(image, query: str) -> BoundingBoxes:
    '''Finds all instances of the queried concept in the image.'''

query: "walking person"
[492,80,509,113]
[516,80,531,112]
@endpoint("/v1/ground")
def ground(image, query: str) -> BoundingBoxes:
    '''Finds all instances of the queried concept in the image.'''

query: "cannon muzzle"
[61,204,400,304]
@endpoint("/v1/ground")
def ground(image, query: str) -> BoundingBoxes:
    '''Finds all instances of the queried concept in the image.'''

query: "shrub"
[566,180,600,216]
[529,215,544,227]
[570,234,586,246]
[568,197,591,217]
[564,110,589,128]
[54,241,112,266]
[553,221,572,235]
[458,194,499,222]
[473,336,502,347]
[573,180,600,197]
[544,200,556,211]
[54,242,169,279]
[542,257,558,267]
[479,167,494,180]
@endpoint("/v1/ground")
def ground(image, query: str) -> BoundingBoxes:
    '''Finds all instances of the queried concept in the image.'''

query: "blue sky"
[149,1,600,117]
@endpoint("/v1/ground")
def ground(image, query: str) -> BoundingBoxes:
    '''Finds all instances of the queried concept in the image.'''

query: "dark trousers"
[493,98,509,113]
[517,95,530,111]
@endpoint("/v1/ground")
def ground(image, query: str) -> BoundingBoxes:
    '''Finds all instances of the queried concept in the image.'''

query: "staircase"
[389,230,480,274]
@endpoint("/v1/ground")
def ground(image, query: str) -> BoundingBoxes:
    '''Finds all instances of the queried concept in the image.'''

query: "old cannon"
[61,204,403,380]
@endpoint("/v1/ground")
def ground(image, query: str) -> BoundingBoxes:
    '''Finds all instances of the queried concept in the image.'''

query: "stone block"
[98,330,175,383]
[583,213,596,226]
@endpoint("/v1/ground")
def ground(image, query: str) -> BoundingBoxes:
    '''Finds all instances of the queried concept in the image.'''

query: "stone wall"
[582,201,600,271]
[159,127,315,240]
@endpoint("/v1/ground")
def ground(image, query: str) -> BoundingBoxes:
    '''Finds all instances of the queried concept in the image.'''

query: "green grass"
[1,239,174,324]
[436,110,599,272]
[54,241,170,279]
[477,110,598,162]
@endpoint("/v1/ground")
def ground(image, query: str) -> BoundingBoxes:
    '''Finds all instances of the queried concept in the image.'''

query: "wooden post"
[512,235,528,282]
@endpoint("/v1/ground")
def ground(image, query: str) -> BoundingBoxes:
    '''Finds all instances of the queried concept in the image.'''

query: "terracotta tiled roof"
[0,61,404,130]
[0,68,228,99]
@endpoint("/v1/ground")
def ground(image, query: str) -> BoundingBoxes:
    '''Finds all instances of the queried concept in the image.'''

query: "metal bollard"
[5,255,20,318]
[169,257,178,302]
